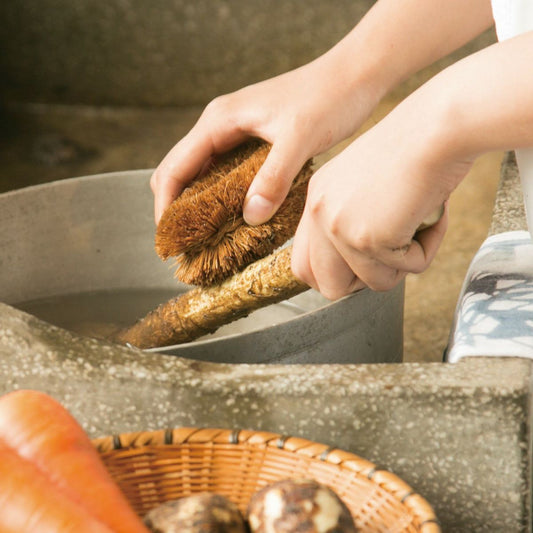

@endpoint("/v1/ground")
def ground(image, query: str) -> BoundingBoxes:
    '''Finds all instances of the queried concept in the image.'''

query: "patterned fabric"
[446,231,533,362]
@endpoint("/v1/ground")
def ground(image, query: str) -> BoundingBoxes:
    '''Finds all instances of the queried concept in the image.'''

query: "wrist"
[372,78,476,199]
[307,37,389,129]
[322,32,391,105]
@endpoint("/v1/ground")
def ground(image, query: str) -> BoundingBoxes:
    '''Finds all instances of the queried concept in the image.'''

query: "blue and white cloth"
[446,231,533,362]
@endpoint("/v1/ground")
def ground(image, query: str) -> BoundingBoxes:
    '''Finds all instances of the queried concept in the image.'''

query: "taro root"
[247,479,358,533]
[143,492,247,533]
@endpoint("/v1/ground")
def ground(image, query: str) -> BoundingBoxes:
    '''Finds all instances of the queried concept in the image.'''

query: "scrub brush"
[154,140,312,286]
[114,140,312,349]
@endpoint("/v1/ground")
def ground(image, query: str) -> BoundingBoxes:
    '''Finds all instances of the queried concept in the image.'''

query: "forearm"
[315,0,494,101]
[410,31,533,164]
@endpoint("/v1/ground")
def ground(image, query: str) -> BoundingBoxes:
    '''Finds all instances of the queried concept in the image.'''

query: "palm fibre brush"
[154,140,312,286]
[114,140,313,349]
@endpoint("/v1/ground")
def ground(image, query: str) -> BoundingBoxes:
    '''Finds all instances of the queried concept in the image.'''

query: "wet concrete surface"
[0,99,503,363]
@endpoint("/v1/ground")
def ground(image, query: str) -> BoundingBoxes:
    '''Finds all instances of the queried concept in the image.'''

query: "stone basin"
[0,171,404,365]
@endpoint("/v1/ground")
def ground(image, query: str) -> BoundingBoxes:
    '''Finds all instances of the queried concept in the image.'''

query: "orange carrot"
[0,439,114,533]
[0,390,148,533]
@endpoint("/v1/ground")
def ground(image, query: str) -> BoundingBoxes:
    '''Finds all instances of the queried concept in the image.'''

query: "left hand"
[290,90,472,300]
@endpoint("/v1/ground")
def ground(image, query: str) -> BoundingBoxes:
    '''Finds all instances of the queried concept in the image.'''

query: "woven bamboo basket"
[92,427,440,533]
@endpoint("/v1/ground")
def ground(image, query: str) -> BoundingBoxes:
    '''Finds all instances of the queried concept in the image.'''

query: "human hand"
[290,91,473,300]
[150,57,383,225]
[151,0,494,227]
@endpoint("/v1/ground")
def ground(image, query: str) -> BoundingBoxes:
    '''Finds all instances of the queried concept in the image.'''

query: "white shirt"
[491,0,533,234]
[491,0,533,41]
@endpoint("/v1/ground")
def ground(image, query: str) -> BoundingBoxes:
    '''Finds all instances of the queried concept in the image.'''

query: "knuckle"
[203,95,231,119]
[319,286,348,301]
[306,180,326,217]
[259,162,282,189]
[149,170,159,192]
[350,229,375,255]
[252,179,287,209]
[204,95,224,113]
[283,114,304,136]
[409,260,429,275]
[327,211,344,239]
[366,270,402,292]
[307,194,324,218]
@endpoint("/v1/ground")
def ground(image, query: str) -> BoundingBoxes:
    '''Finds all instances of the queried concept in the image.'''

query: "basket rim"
[92,426,440,532]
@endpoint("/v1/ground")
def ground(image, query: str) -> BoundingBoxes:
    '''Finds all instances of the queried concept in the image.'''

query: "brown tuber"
[113,245,307,348]
[247,479,358,533]
[143,492,247,533]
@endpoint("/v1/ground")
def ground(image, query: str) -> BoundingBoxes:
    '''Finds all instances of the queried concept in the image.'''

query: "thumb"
[243,139,309,226]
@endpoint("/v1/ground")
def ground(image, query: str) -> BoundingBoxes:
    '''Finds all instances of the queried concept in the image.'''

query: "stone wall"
[0,0,495,107]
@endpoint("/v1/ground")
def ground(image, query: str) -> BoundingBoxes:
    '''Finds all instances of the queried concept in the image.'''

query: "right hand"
[150,57,383,225]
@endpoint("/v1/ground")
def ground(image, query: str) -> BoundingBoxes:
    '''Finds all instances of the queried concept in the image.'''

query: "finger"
[364,205,448,274]
[151,105,251,223]
[308,230,360,301]
[411,203,449,269]
[152,137,246,223]
[243,136,310,226]
[290,213,318,292]
[150,132,213,223]
[292,211,360,300]
[329,207,448,291]
[336,243,407,292]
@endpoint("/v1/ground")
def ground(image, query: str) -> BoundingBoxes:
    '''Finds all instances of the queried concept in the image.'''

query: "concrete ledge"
[0,302,531,531]
[0,0,375,106]
[490,151,527,235]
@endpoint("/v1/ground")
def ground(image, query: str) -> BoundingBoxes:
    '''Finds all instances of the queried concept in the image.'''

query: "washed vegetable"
[247,479,358,533]
[144,492,247,533]
[0,389,148,533]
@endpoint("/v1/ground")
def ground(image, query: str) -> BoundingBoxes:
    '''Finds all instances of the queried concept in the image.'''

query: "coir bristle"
[155,140,313,286]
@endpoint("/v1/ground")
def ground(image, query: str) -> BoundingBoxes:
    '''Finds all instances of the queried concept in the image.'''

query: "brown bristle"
[155,139,313,286]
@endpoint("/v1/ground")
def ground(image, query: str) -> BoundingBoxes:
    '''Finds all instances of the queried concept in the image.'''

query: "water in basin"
[13,288,307,343]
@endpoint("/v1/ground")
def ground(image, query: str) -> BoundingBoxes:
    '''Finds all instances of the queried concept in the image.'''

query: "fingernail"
[243,194,274,226]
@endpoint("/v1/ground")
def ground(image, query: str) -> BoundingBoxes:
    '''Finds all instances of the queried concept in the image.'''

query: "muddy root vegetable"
[113,245,307,348]
[0,390,148,533]
[247,479,358,533]
[143,492,247,533]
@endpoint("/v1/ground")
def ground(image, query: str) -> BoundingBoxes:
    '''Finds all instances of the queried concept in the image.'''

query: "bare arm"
[437,32,533,155]
[317,0,494,97]
[291,31,533,298]
[151,0,494,224]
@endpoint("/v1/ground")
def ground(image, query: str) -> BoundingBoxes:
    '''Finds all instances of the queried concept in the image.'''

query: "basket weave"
[92,427,440,533]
